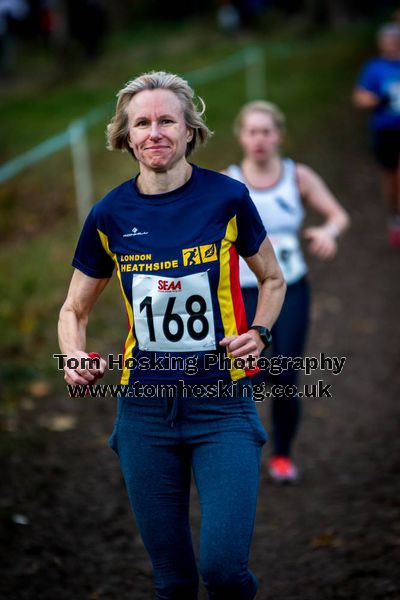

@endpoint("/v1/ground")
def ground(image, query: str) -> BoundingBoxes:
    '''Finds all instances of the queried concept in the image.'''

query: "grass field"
[0,17,377,411]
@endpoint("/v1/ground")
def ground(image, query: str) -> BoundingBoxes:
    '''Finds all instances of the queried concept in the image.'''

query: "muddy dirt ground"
[1,109,400,600]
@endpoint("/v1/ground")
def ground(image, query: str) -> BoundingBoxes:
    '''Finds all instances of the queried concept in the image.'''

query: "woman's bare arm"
[297,164,350,260]
[58,269,110,385]
[352,87,381,109]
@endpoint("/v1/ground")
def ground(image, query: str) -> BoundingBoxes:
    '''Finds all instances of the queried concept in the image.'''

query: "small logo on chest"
[123,227,149,237]
[275,197,295,214]
[182,243,217,266]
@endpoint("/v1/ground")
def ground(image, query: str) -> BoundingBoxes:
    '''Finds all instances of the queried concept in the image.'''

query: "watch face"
[263,329,273,345]
[261,331,272,347]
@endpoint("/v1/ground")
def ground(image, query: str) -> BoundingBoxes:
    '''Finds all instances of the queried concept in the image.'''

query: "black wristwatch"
[249,325,272,352]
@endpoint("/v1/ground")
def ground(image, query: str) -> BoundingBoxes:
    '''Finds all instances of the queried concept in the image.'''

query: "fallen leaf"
[28,380,51,398]
[350,319,377,335]
[311,529,344,548]
[41,414,77,432]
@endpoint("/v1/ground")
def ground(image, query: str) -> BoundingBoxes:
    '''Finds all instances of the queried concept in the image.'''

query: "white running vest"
[226,159,307,287]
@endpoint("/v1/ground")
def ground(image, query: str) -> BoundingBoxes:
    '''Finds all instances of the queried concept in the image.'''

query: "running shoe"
[388,215,400,248]
[268,455,299,483]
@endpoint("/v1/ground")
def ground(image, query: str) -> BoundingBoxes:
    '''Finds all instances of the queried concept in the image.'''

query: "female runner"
[224,100,350,482]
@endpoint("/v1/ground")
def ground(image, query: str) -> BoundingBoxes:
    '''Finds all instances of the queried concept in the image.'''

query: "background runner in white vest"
[224,100,350,483]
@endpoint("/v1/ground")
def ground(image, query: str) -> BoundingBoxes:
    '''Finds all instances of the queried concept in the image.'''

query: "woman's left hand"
[219,330,264,367]
[302,225,338,260]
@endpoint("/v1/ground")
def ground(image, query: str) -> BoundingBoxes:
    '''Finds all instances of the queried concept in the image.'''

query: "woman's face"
[127,88,192,171]
[239,110,282,163]
[378,32,400,60]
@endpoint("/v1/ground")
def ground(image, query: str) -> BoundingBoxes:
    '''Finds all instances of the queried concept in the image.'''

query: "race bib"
[387,81,400,113]
[132,272,216,352]
[269,233,307,285]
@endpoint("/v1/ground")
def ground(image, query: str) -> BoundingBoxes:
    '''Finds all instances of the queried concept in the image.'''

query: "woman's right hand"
[63,351,107,386]
[302,225,338,260]
[58,270,111,387]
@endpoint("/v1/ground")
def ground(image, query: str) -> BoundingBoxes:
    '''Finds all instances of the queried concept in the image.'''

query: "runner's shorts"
[371,128,400,170]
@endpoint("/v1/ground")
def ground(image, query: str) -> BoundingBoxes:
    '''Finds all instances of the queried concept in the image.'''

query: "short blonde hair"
[106,71,213,159]
[233,100,286,136]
